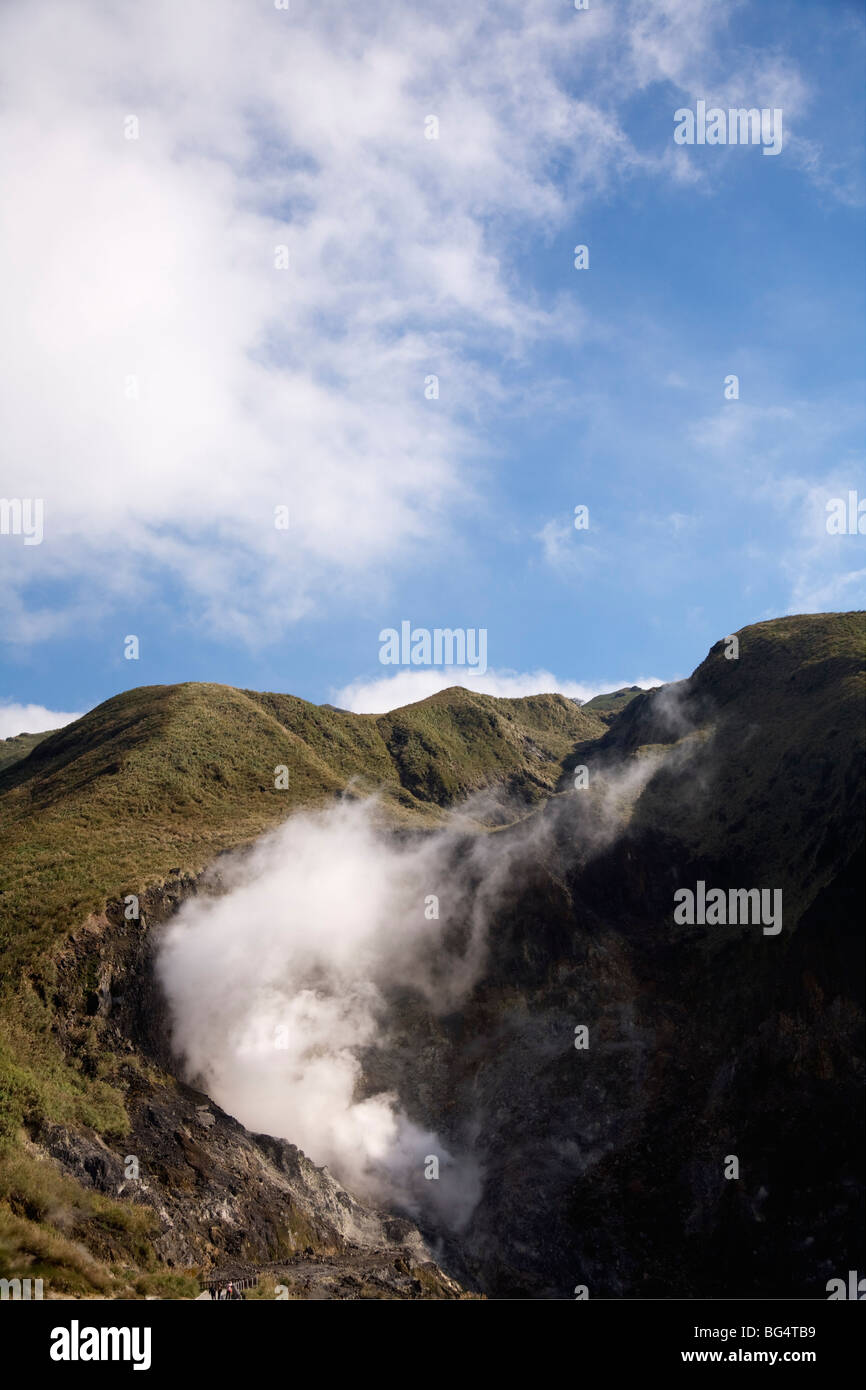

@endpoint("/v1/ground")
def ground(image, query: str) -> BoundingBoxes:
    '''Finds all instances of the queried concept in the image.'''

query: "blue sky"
[0,0,863,733]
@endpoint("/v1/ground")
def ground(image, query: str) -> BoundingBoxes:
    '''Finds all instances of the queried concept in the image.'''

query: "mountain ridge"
[0,611,863,1298]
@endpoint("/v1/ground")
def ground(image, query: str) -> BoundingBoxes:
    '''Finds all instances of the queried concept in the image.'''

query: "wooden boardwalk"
[199,1273,260,1298]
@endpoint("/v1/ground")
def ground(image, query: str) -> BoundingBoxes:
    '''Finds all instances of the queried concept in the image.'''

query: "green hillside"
[580,686,646,721]
[0,682,605,974]
[0,730,52,773]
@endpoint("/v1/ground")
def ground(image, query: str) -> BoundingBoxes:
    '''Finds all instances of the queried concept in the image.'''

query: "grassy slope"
[0,682,604,971]
[599,612,865,922]
[581,686,645,719]
[0,731,53,773]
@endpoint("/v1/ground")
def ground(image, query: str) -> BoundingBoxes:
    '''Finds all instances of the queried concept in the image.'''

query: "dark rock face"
[40,1073,438,1270]
[383,833,864,1299]
[40,875,473,1298]
[351,622,865,1298]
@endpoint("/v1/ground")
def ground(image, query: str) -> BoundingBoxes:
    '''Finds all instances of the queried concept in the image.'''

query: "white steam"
[156,799,492,1228]
[156,723,701,1233]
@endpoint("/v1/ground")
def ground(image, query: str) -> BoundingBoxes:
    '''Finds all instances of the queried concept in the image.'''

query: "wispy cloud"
[0,702,82,740]
[333,668,664,713]
[0,0,643,644]
[2,0,844,649]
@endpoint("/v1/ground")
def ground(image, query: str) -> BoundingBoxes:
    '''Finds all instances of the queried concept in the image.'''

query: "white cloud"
[0,0,637,644]
[687,403,797,454]
[0,0,829,646]
[781,475,866,614]
[535,517,603,575]
[787,568,866,615]
[620,0,860,200]
[333,667,664,714]
[0,702,82,740]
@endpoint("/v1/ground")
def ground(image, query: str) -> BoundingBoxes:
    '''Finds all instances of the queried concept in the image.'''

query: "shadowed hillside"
[0,730,52,773]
